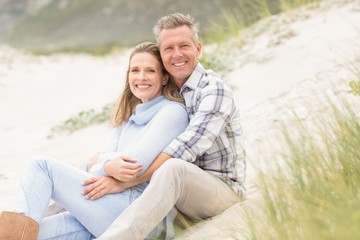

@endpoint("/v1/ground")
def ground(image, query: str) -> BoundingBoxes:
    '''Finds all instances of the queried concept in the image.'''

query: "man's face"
[158,25,201,88]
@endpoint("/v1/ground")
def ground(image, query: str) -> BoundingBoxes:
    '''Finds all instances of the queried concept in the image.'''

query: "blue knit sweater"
[90,96,188,188]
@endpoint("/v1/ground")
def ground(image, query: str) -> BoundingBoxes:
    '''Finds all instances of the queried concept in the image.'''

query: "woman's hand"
[81,176,128,200]
[104,155,143,182]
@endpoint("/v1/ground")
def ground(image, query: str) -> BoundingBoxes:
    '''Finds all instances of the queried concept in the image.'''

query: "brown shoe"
[0,211,39,240]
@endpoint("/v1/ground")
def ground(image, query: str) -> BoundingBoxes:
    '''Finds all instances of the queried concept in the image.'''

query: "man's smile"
[173,61,186,67]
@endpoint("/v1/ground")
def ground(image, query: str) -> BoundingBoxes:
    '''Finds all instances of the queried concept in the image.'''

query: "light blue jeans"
[14,157,144,239]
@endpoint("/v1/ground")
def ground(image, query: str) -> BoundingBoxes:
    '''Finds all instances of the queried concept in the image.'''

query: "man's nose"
[173,47,183,57]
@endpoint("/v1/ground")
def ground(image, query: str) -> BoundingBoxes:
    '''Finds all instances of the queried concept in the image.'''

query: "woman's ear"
[162,75,169,85]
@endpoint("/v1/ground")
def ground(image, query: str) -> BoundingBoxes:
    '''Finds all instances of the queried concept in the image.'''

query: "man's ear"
[196,42,202,58]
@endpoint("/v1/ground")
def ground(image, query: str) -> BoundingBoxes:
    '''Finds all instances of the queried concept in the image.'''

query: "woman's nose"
[137,71,146,80]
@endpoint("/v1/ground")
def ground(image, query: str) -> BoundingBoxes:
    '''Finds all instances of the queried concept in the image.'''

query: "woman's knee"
[29,157,46,168]
[28,157,55,172]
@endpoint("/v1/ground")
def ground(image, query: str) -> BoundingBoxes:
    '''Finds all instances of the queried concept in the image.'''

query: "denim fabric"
[14,157,143,239]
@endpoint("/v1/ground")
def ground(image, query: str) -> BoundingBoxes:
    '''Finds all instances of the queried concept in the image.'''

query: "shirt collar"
[179,62,205,94]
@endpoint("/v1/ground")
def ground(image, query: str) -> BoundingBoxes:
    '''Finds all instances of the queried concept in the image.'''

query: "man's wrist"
[125,178,140,189]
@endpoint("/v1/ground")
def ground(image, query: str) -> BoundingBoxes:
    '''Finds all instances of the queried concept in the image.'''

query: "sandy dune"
[0,1,359,238]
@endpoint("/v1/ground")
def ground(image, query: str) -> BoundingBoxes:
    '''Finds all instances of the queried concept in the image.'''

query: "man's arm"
[122,152,172,188]
[164,81,235,162]
[82,152,172,200]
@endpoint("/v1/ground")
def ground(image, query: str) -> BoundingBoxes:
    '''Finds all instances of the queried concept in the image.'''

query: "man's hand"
[82,176,129,200]
[104,155,143,182]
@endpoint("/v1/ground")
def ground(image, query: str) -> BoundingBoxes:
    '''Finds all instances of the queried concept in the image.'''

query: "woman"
[0,42,188,239]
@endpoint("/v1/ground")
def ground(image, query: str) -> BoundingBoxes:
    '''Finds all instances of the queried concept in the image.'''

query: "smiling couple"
[0,13,245,240]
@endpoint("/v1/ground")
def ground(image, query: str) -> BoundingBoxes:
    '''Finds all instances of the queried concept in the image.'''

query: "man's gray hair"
[153,13,200,44]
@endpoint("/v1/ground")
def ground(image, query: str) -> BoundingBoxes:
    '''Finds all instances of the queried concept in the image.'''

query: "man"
[98,13,246,239]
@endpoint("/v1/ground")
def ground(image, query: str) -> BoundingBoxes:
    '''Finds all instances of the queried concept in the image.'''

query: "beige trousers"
[98,158,241,240]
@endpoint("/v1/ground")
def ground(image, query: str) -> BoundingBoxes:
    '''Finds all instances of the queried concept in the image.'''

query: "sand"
[0,1,359,237]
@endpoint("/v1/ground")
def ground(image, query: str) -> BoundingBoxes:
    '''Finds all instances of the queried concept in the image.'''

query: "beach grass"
[348,55,360,96]
[203,0,321,43]
[246,93,360,239]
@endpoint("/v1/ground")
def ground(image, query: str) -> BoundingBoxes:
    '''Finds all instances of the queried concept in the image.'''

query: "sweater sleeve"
[108,126,122,151]
[122,103,188,174]
[95,126,124,165]
[89,126,125,176]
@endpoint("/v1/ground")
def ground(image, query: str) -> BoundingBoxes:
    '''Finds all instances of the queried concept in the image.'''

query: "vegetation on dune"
[348,55,360,96]
[203,0,322,43]
[47,103,115,139]
[245,56,360,240]
[248,99,360,240]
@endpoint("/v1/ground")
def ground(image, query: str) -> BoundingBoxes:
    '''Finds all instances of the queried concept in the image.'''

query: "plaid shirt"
[163,63,246,196]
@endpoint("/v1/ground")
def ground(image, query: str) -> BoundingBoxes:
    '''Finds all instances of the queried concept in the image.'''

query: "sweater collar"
[128,96,165,125]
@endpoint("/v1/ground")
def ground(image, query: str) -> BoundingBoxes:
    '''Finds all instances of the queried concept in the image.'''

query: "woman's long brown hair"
[112,42,183,127]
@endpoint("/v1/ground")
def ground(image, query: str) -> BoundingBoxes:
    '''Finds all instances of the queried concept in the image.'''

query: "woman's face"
[129,52,168,102]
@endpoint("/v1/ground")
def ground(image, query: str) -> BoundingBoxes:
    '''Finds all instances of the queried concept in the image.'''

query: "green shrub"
[48,103,114,138]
